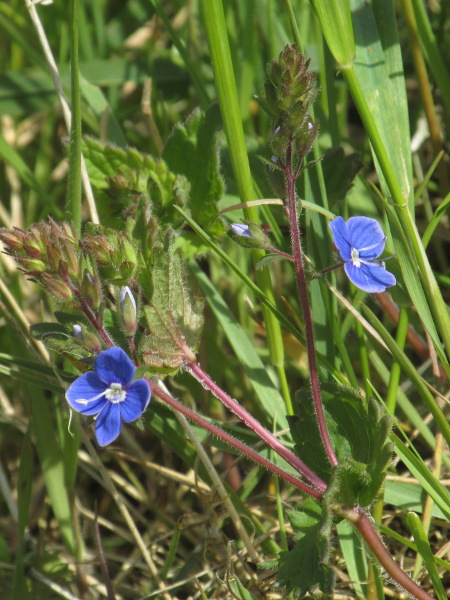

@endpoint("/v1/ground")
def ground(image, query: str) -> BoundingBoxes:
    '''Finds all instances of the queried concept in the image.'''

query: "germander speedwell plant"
[1,41,443,600]
[2,2,450,599]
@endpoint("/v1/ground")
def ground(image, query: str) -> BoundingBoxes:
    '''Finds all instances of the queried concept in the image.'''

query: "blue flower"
[328,216,396,293]
[66,347,151,446]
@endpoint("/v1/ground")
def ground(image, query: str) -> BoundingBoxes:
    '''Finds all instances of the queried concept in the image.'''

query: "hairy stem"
[284,143,338,466]
[148,380,322,499]
[187,361,327,493]
[341,507,436,600]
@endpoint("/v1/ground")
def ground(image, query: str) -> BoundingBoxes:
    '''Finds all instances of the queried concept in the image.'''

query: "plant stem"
[341,507,436,600]
[148,380,322,499]
[187,361,326,493]
[284,143,338,467]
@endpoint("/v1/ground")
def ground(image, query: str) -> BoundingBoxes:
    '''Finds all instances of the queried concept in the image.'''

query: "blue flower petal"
[328,217,352,261]
[346,217,386,258]
[66,372,108,415]
[95,402,122,446]
[344,262,396,293]
[95,347,135,386]
[230,224,253,238]
[121,380,151,423]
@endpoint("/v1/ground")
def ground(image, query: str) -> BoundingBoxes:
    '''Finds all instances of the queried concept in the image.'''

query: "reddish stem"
[148,380,322,499]
[342,508,436,600]
[284,143,338,467]
[187,361,327,493]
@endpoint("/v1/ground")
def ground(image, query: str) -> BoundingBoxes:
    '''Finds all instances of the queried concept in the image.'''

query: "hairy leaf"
[163,104,224,234]
[277,497,335,596]
[81,137,188,228]
[290,383,393,507]
[139,232,204,374]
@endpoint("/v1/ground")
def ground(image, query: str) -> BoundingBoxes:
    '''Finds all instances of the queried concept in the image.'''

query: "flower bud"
[73,324,84,340]
[81,271,102,311]
[72,324,102,354]
[228,223,271,250]
[42,276,73,301]
[119,286,137,337]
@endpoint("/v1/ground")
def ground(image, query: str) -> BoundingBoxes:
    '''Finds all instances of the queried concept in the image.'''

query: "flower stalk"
[187,361,327,492]
[148,379,322,499]
[283,141,338,467]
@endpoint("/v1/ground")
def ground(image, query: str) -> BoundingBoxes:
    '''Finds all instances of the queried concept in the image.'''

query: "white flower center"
[351,246,361,268]
[105,383,127,403]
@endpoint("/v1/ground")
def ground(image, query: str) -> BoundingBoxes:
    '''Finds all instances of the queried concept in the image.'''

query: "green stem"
[284,142,337,467]
[67,0,82,234]
[200,0,292,414]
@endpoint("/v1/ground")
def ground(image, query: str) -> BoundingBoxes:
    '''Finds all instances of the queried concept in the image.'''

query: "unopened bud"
[81,271,102,310]
[43,276,73,301]
[72,324,102,353]
[73,324,84,340]
[228,223,271,250]
[119,286,137,337]
[230,224,253,238]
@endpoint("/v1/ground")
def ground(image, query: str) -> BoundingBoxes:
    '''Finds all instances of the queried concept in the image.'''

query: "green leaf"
[163,105,225,234]
[81,137,188,229]
[349,0,413,206]
[277,497,335,596]
[290,383,393,507]
[310,0,355,66]
[30,322,88,358]
[140,232,204,374]
[256,253,289,270]
[321,147,363,205]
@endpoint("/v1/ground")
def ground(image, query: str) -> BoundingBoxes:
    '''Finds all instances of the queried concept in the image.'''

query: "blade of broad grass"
[350,0,413,207]
[11,429,33,600]
[336,520,368,600]
[190,260,289,431]
[309,0,355,66]
[362,304,450,449]
[66,0,82,233]
[406,512,449,600]
[384,480,448,520]
[200,0,292,415]
[31,391,75,554]
[392,434,450,523]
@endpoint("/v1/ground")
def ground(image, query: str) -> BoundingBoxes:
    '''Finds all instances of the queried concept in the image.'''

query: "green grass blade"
[406,512,449,600]
[31,391,75,554]
[310,0,355,66]
[11,429,33,600]
[199,0,288,404]
[66,0,82,233]
[362,304,450,448]
[393,435,450,522]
